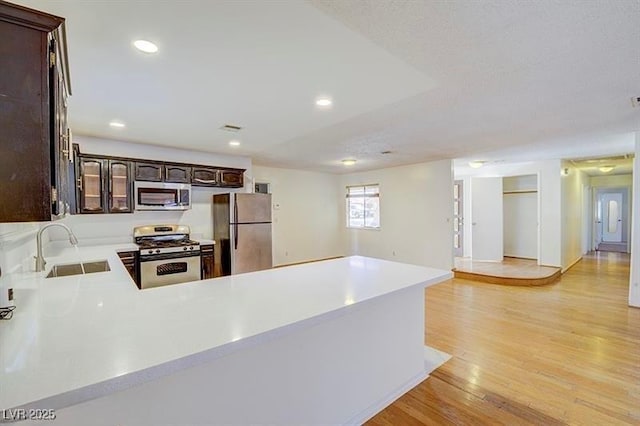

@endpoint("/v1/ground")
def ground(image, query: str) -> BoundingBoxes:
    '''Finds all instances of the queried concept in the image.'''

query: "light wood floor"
[368,251,640,425]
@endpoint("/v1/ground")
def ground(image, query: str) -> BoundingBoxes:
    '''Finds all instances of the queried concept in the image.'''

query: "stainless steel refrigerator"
[213,193,272,276]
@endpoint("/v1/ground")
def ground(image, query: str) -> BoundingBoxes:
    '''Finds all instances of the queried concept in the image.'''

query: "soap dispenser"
[0,265,15,310]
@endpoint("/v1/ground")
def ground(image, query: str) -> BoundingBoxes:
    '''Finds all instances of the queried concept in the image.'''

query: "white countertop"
[194,238,215,245]
[0,245,452,411]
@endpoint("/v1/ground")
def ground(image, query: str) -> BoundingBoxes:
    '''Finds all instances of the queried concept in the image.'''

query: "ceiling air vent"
[632,96,640,108]
[219,124,242,132]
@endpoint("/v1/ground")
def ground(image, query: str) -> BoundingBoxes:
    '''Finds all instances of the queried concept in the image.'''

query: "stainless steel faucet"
[35,223,79,272]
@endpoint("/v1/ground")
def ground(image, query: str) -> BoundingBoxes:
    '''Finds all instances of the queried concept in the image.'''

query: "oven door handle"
[139,252,200,262]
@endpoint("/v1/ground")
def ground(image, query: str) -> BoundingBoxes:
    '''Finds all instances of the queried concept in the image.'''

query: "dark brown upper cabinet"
[77,157,132,214]
[165,165,191,183]
[192,167,218,187]
[219,169,244,188]
[108,160,132,213]
[134,162,163,182]
[78,157,105,214]
[73,146,246,198]
[0,2,71,222]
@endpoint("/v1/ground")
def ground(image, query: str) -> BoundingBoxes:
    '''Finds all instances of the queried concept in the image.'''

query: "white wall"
[561,162,587,271]
[629,134,639,307]
[340,160,453,271]
[590,174,633,188]
[456,160,562,267]
[0,223,40,273]
[252,166,344,266]
[75,136,251,170]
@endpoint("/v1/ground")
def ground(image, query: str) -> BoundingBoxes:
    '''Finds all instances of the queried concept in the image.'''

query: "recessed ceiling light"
[468,161,485,168]
[133,39,158,54]
[599,165,615,173]
[316,97,333,108]
[342,159,356,166]
[109,121,125,128]
[229,140,241,147]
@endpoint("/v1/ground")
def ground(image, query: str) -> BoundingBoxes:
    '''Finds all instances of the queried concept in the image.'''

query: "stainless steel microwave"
[134,182,191,211]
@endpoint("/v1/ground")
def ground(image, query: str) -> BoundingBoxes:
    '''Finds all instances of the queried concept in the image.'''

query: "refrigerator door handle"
[234,198,239,250]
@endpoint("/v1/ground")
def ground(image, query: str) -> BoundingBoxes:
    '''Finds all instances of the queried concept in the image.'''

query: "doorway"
[595,188,629,253]
[602,193,623,242]
[503,175,539,261]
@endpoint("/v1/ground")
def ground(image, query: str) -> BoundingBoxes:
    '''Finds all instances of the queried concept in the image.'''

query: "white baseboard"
[562,256,583,273]
[345,345,452,425]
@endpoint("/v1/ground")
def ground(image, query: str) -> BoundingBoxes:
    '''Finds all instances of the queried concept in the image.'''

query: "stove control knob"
[183,247,188,251]
[189,246,194,250]
[148,250,153,255]
[155,249,161,254]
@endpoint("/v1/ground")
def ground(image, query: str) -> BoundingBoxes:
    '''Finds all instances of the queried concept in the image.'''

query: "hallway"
[368,252,639,425]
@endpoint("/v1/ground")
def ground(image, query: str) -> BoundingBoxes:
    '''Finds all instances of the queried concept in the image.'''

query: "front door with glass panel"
[601,192,623,242]
[453,180,464,257]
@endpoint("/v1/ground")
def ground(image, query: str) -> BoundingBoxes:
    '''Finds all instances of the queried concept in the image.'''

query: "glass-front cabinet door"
[79,158,105,213]
[108,160,132,213]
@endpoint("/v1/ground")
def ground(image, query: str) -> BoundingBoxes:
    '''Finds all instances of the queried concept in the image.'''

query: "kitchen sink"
[46,260,110,278]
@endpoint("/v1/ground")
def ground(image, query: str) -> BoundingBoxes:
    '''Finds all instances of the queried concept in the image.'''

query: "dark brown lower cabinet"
[118,251,139,288]
[201,244,215,279]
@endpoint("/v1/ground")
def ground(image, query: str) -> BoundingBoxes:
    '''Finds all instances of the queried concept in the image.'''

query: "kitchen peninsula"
[1,248,451,425]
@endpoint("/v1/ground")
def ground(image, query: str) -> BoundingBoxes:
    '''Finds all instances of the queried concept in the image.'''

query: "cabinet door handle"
[61,132,69,159]
[194,178,216,184]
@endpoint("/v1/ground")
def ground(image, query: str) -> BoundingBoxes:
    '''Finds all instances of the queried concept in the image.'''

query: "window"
[346,184,380,229]
[254,182,270,194]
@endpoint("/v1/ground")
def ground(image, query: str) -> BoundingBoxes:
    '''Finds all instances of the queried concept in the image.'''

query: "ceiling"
[570,155,634,177]
[15,0,640,173]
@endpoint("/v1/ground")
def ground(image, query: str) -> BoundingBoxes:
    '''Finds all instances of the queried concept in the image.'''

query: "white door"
[471,177,503,261]
[601,193,623,242]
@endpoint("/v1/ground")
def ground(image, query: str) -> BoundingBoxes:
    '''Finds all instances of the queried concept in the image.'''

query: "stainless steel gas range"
[134,225,201,289]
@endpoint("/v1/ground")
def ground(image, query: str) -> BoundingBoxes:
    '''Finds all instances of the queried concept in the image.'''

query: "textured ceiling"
[299,0,640,172]
[14,0,640,173]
